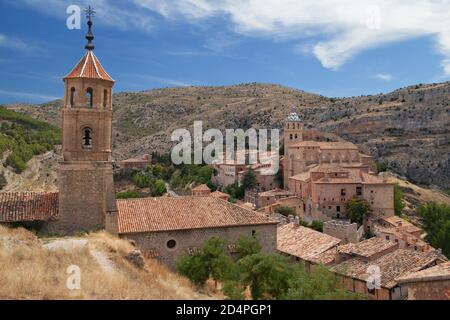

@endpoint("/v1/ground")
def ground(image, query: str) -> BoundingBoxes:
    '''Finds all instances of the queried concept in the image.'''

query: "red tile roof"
[397,262,450,283]
[331,249,441,289]
[192,184,211,191]
[64,51,114,82]
[116,196,276,234]
[277,223,342,263]
[0,192,59,222]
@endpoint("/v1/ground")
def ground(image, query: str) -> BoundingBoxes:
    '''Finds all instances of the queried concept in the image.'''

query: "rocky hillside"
[7,82,450,189]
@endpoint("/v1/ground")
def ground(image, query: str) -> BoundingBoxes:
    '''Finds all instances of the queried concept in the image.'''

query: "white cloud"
[13,0,154,32]
[374,73,394,81]
[133,0,450,75]
[124,73,192,87]
[0,89,59,102]
[0,33,41,52]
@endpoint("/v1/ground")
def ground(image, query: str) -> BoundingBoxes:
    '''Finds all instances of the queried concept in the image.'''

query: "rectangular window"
[336,206,341,212]
[356,186,362,196]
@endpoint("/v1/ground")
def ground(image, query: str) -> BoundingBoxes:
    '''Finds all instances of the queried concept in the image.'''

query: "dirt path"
[44,238,118,275]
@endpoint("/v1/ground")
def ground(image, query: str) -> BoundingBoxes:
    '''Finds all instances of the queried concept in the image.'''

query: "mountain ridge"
[6,81,450,189]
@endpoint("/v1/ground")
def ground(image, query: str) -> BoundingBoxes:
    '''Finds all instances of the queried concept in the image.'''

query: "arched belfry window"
[103,89,108,109]
[82,127,93,149]
[86,87,93,108]
[69,87,76,107]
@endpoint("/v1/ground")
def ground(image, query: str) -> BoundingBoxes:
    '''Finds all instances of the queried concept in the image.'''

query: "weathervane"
[84,5,96,51]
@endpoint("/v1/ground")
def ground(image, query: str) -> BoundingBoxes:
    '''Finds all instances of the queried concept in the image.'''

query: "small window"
[289,134,293,140]
[103,89,108,109]
[386,236,390,240]
[356,186,362,196]
[368,287,376,295]
[252,230,256,237]
[166,239,177,249]
[341,189,346,196]
[336,206,341,212]
[86,87,93,108]
[82,128,92,148]
[70,87,76,107]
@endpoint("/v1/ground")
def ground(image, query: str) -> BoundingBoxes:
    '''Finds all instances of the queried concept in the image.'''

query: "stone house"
[396,262,450,300]
[108,196,278,270]
[191,184,211,196]
[277,222,342,272]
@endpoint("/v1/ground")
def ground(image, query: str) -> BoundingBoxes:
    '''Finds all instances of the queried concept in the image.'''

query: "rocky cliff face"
[7,82,450,189]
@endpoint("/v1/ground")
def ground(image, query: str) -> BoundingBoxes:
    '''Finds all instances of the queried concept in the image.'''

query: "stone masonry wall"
[121,224,277,270]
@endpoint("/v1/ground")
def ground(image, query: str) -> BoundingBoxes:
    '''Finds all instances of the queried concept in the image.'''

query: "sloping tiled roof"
[64,50,114,82]
[0,192,59,222]
[192,184,211,191]
[258,188,292,197]
[331,249,441,289]
[210,191,230,199]
[381,216,422,234]
[277,223,341,263]
[338,237,398,259]
[397,262,450,283]
[116,196,276,234]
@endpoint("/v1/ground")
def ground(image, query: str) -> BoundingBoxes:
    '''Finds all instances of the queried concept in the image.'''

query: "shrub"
[116,191,140,199]
[274,206,296,217]
[394,184,405,216]
[0,173,6,190]
[345,198,370,225]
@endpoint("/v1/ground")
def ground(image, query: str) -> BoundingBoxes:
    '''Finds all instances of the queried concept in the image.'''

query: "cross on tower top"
[84,6,96,51]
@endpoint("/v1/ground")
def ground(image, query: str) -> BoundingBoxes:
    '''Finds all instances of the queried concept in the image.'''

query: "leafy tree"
[394,183,405,216]
[310,220,324,232]
[177,252,210,286]
[132,172,153,188]
[0,173,6,190]
[235,235,262,260]
[151,179,167,197]
[238,253,294,300]
[274,206,296,217]
[375,161,387,173]
[418,202,450,258]
[177,237,236,287]
[116,191,139,199]
[241,169,257,191]
[345,198,370,225]
[282,265,363,300]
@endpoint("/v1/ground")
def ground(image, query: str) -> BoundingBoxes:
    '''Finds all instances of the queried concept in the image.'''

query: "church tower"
[283,107,304,190]
[49,7,117,234]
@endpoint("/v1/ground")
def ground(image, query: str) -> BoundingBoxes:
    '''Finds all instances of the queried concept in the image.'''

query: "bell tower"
[283,107,304,190]
[48,7,117,234]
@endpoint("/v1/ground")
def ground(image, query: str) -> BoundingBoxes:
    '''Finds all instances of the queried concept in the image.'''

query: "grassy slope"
[0,225,218,300]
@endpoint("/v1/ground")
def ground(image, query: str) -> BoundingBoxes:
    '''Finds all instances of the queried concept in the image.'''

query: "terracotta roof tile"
[117,196,276,234]
[277,223,341,262]
[331,249,441,288]
[0,192,59,222]
[64,51,114,82]
[397,262,450,283]
[338,237,397,259]
[192,184,211,191]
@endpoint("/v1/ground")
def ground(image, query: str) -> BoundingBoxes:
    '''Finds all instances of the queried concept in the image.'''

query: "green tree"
[235,235,262,260]
[375,161,387,173]
[116,191,140,199]
[418,202,450,258]
[310,220,324,232]
[151,179,167,197]
[132,172,152,188]
[345,198,371,225]
[177,237,236,287]
[238,253,294,300]
[274,206,296,217]
[394,183,405,216]
[282,265,363,300]
[241,169,257,191]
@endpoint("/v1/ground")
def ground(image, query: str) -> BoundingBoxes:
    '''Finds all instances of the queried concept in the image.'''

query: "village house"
[117,154,152,172]
[396,262,450,300]
[191,184,211,196]
[107,196,278,270]
[277,222,342,272]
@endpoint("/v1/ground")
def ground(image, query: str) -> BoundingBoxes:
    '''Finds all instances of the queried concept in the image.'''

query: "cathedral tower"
[49,7,117,234]
[283,107,304,189]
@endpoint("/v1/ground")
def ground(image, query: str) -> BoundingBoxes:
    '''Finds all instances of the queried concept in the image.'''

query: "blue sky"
[1,0,450,104]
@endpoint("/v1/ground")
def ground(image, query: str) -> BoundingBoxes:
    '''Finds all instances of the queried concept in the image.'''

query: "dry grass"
[0,225,218,300]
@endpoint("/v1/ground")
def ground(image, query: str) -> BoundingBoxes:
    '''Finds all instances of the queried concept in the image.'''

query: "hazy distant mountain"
[7,82,450,189]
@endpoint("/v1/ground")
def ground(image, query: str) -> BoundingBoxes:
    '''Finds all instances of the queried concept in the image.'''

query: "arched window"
[86,87,93,108]
[103,89,108,109]
[82,128,92,148]
[69,87,76,107]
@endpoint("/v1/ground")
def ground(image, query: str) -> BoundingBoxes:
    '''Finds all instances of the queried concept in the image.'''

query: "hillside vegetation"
[0,107,60,173]
[0,225,217,300]
[8,82,450,189]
